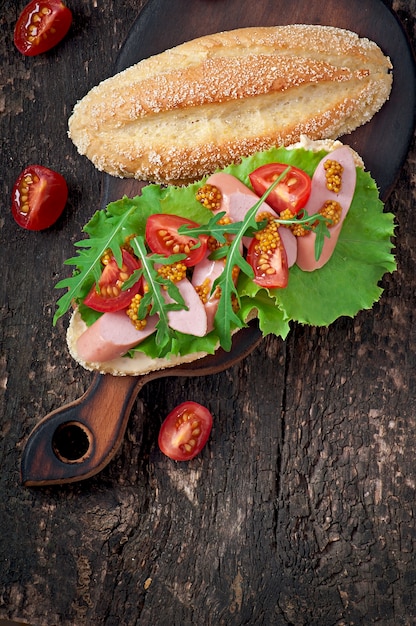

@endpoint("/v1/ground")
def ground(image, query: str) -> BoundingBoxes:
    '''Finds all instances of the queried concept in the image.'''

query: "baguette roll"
[68,25,392,185]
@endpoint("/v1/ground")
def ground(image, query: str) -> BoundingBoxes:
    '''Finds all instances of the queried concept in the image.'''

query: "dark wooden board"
[103,0,416,206]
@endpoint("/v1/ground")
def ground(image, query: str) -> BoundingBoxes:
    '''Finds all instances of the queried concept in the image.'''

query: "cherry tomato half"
[158,401,213,461]
[14,0,72,56]
[84,250,143,313]
[249,163,311,214]
[11,164,68,230]
[247,231,289,289]
[145,214,208,267]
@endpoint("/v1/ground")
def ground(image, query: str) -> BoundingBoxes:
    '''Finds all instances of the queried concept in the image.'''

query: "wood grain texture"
[1,0,416,624]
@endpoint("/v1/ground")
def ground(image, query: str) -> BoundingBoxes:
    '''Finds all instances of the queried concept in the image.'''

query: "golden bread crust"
[68,25,392,184]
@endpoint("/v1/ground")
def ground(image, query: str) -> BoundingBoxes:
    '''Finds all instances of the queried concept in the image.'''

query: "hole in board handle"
[52,421,93,464]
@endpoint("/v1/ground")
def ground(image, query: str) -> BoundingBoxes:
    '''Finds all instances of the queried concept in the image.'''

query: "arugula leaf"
[121,269,143,291]
[179,211,243,243]
[182,166,335,350]
[271,210,332,261]
[178,179,333,347]
[130,236,188,355]
[209,167,291,350]
[313,219,332,261]
[53,196,153,324]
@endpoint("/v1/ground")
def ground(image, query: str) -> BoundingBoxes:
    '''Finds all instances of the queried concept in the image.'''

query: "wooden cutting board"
[21,0,415,486]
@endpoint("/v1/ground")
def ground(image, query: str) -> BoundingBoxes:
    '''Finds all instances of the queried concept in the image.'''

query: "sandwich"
[55,139,396,375]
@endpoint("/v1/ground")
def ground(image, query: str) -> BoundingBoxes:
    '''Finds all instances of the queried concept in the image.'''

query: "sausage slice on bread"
[68,24,392,185]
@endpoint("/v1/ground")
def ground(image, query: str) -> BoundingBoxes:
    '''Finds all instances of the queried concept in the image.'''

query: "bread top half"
[68,25,392,184]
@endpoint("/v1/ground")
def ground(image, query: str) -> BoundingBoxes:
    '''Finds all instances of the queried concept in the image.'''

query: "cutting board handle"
[20,321,264,486]
[20,373,144,486]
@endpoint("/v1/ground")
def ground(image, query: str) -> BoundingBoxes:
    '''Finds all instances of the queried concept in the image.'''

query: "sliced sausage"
[192,254,225,332]
[76,310,158,363]
[163,277,208,336]
[206,172,275,223]
[296,146,357,271]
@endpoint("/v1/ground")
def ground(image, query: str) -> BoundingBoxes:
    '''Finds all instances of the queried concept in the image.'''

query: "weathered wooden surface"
[1,1,416,624]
